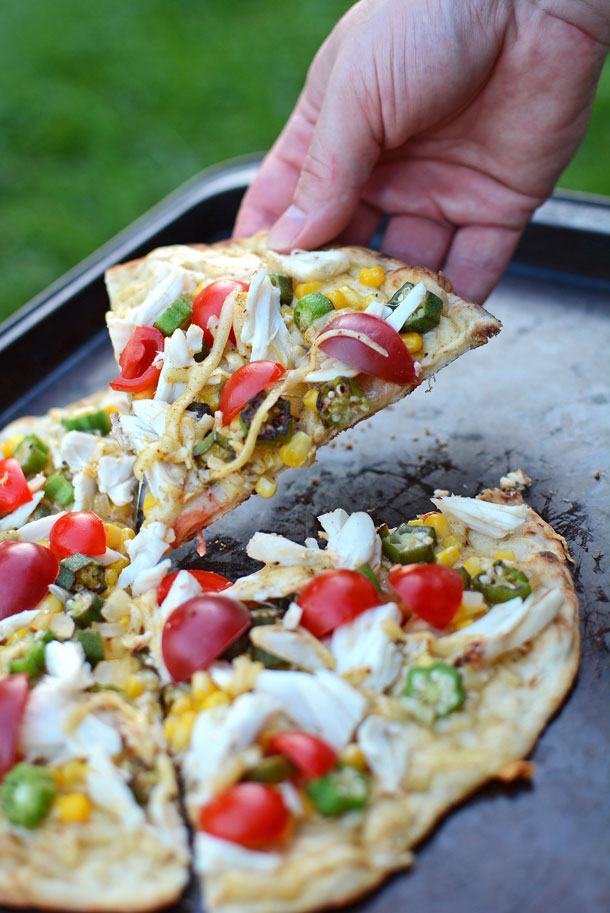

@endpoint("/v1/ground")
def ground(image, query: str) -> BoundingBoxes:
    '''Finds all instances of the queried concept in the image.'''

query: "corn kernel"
[194,281,206,296]
[1,434,23,458]
[143,493,158,515]
[359,266,385,287]
[6,628,28,644]
[463,556,483,577]
[255,476,278,499]
[58,760,89,789]
[164,716,178,742]
[436,545,461,567]
[191,670,215,702]
[337,285,363,309]
[407,518,425,526]
[400,332,423,353]
[169,710,197,753]
[279,432,313,468]
[295,281,323,299]
[340,744,368,771]
[423,513,451,539]
[172,693,195,715]
[56,793,92,823]
[105,404,120,419]
[303,389,319,412]
[132,390,153,400]
[452,603,487,630]
[494,550,515,562]
[123,676,144,699]
[104,523,134,551]
[200,691,230,711]
[326,288,349,310]
[442,535,462,550]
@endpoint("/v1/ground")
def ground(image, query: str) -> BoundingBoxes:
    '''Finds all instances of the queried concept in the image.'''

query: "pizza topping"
[239,392,293,446]
[109,326,164,394]
[74,629,105,666]
[154,324,205,403]
[86,749,146,831]
[118,521,172,594]
[97,453,137,506]
[43,472,75,507]
[157,569,231,608]
[65,590,105,628]
[1,763,57,829]
[195,831,283,873]
[329,602,403,692]
[8,633,53,680]
[0,674,29,780]
[244,754,295,783]
[59,431,99,472]
[266,248,350,283]
[0,542,59,621]
[316,376,369,430]
[0,457,33,513]
[240,270,294,366]
[356,716,413,793]
[13,434,50,474]
[389,564,463,629]
[192,279,245,348]
[473,561,532,604]
[306,763,368,816]
[198,782,290,848]
[431,495,529,538]
[268,273,293,305]
[249,624,335,672]
[218,360,286,424]
[154,295,193,336]
[60,410,112,436]
[381,523,437,564]
[161,595,250,681]
[387,281,443,334]
[49,511,107,557]
[55,553,106,594]
[403,662,466,719]
[317,313,418,386]
[267,731,337,779]
[193,430,236,463]
[293,292,333,332]
[298,569,382,638]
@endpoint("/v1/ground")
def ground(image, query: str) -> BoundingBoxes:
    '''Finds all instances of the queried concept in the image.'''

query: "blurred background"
[2,0,608,322]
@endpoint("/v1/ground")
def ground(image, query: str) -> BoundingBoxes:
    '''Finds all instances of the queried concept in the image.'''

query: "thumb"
[267,63,382,251]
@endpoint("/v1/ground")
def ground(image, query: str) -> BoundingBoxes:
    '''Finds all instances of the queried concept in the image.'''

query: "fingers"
[442,224,523,303]
[381,214,454,272]
[336,201,383,248]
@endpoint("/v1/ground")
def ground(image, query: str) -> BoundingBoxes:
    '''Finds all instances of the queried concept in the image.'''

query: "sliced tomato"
[156,569,232,606]
[388,563,463,629]
[109,326,164,393]
[317,312,418,386]
[267,731,337,779]
[49,511,107,557]
[297,569,381,639]
[218,360,285,424]
[161,594,250,682]
[0,458,33,513]
[0,542,59,621]
[0,674,29,780]
[192,279,248,348]
[198,783,289,848]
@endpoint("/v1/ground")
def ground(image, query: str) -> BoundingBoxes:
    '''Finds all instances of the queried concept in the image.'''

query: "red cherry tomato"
[109,326,164,393]
[198,783,289,848]
[218,360,285,424]
[156,569,232,605]
[297,569,381,639]
[267,731,337,779]
[161,594,250,682]
[49,511,107,557]
[318,312,418,386]
[0,458,33,513]
[0,674,29,780]
[192,279,248,348]
[388,563,463,629]
[0,541,59,621]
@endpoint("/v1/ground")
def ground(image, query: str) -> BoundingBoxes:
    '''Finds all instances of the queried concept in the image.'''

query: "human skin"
[234,0,609,302]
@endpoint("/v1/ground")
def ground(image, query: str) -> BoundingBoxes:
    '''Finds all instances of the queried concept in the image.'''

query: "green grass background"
[1,0,608,322]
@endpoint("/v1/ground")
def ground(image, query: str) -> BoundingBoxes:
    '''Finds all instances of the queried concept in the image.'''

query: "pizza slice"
[104,235,501,581]
[142,480,578,913]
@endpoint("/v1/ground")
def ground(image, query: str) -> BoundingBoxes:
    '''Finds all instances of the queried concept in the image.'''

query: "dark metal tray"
[2,157,608,913]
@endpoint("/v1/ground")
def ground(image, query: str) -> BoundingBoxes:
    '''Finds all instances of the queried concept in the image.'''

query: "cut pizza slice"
[104,235,501,576]
[144,482,578,913]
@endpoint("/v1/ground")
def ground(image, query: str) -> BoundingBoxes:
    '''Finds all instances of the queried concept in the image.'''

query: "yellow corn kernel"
[6,628,28,645]
[436,545,461,567]
[279,432,313,468]
[1,434,23,458]
[414,652,435,667]
[442,535,462,550]
[463,556,483,577]
[200,691,230,712]
[255,476,278,499]
[424,513,451,539]
[56,792,92,823]
[494,550,515,562]
[168,710,197,753]
[295,281,323,299]
[132,390,152,400]
[337,285,363,309]
[303,389,319,412]
[326,288,349,310]
[359,266,385,288]
[104,523,134,550]
[58,760,89,789]
[105,404,120,419]
[143,493,158,515]
[452,603,487,630]
[191,670,216,702]
[340,744,368,771]
[194,281,206,296]
[400,332,423,353]
[407,518,425,526]
[37,593,63,615]
[172,693,195,715]
[123,676,144,699]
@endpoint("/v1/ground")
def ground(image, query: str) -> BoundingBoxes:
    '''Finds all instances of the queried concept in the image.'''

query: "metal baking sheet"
[1,159,608,913]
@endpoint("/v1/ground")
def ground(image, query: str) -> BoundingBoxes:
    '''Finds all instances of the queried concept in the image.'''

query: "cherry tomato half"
[161,594,250,682]
[0,541,59,621]
[156,569,232,606]
[109,326,164,393]
[198,782,289,848]
[49,511,107,557]
[297,569,381,639]
[267,731,337,779]
[0,458,32,513]
[218,360,285,425]
[192,279,248,348]
[0,674,29,780]
[388,563,463,629]
[318,312,418,386]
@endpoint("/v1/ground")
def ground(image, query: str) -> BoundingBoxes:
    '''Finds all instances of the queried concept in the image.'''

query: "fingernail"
[267,205,306,250]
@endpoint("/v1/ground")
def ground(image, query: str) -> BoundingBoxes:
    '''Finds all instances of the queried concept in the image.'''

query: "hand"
[234,0,609,302]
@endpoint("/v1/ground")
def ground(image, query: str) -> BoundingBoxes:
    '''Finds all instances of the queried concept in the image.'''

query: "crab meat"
[431,495,530,538]
[357,715,415,793]
[329,603,403,692]
[249,625,336,672]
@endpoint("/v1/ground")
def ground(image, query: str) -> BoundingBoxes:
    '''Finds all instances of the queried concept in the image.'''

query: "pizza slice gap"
[141,479,578,913]
[103,234,501,587]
